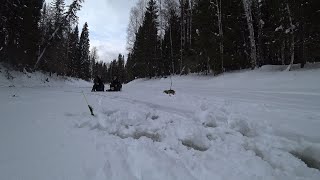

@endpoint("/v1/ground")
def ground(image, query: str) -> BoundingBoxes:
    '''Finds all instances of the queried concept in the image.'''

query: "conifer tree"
[78,22,90,80]
[142,0,159,78]
[193,0,215,74]
[1,0,43,68]
[20,0,44,68]
[117,54,125,82]
[162,5,181,75]
[125,53,134,82]
[67,26,79,77]
[43,0,66,75]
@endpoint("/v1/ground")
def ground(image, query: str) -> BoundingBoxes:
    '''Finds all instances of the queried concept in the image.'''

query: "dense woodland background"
[1,0,320,83]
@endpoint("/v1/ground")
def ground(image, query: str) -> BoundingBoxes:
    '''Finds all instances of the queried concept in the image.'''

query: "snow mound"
[71,94,320,179]
[0,63,91,88]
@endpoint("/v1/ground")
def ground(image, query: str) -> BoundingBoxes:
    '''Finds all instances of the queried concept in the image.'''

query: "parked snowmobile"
[107,76,122,92]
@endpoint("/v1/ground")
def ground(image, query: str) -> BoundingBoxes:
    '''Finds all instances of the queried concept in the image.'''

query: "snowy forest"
[126,0,320,80]
[0,0,124,82]
[1,1,320,179]
[1,0,320,83]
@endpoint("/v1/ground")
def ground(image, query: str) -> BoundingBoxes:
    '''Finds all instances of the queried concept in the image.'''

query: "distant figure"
[92,76,104,92]
[109,76,122,91]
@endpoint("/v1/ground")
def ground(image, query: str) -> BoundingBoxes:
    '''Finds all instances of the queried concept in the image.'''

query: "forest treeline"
[0,0,124,82]
[126,0,320,81]
[1,0,319,83]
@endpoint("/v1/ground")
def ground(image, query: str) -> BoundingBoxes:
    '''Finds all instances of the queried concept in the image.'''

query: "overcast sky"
[48,0,137,63]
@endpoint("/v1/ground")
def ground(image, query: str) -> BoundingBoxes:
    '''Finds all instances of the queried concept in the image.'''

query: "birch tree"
[126,0,147,51]
[242,0,257,69]
[253,0,263,66]
[211,0,224,72]
[285,3,295,71]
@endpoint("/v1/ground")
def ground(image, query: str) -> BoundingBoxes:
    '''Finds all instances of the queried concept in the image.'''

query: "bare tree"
[126,0,147,51]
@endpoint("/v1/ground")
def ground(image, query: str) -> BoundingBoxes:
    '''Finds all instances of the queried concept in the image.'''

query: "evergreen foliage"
[1,0,319,83]
[125,0,320,82]
[78,22,90,80]
[0,0,97,81]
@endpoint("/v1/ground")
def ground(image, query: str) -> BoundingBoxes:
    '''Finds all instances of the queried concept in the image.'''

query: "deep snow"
[0,63,320,180]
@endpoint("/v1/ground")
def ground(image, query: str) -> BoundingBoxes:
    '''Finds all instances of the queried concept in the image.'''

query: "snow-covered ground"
[1,63,320,180]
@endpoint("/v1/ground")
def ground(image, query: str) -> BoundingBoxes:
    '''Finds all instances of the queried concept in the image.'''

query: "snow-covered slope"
[0,64,91,88]
[1,63,320,180]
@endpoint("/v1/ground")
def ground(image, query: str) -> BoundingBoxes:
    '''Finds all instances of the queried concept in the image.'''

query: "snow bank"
[0,63,91,88]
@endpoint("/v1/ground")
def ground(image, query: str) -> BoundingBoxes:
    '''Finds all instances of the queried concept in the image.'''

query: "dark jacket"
[110,77,122,91]
[92,77,104,91]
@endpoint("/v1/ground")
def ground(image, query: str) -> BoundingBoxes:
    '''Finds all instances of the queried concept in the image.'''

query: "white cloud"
[77,0,136,62]
[47,0,137,62]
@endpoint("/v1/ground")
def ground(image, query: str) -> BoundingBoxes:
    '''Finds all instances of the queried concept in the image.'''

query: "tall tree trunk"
[170,26,174,74]
[242,0,257,69]
[285,3,295,71]
[281,40,285,65]
[300,15,306,68]
[216,0,224,72]
[189,0,193,48]
[180,0,185,74]
[253,0,263,66]
[159,0,163,76]
[207,56,210,75]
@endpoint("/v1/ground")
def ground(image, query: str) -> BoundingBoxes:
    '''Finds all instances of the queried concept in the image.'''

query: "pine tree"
[222,0,249,70]
[126,0,320,81]
[23,0,44,68]
[131,26,145,78]
[43,0,67,75]
[0,1,6,62]
[117,54,125,82]
[0,1,18,63]
[78,22,90,80]
[89,47,98,78]
[35,0,84,70]
[108,59,118,80]
[67,26,79,77]
[162,5,181,75]
[125,53,134,82]
[193,0,216,74]
[1,0,43,69]
[5,0,24,66]
[142,0,160,78]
